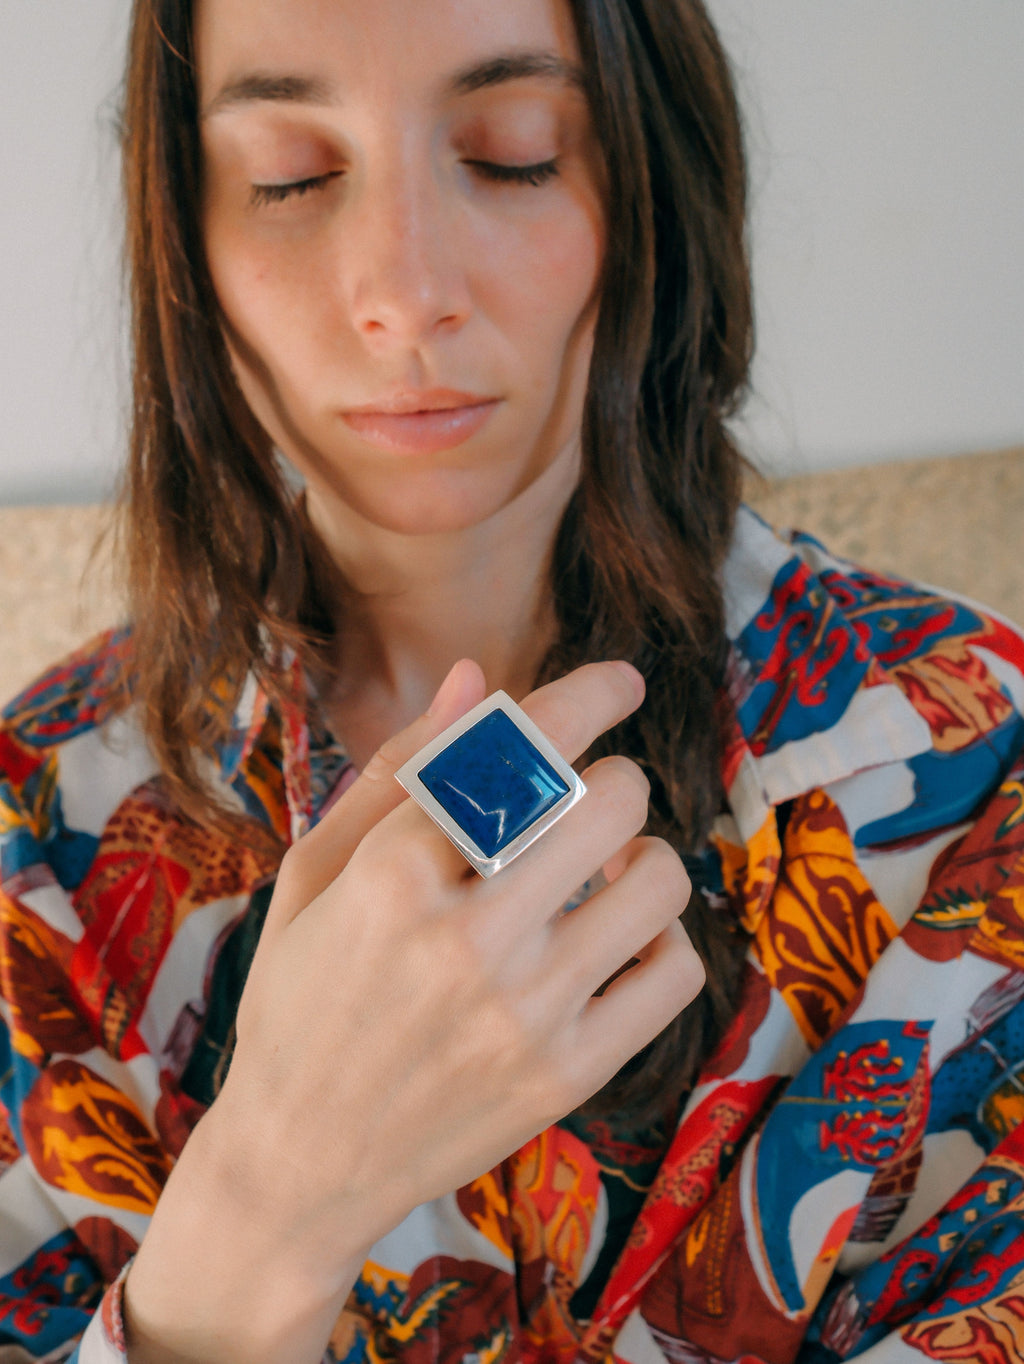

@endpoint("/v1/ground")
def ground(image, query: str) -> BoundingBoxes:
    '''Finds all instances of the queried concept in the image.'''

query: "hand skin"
[123,659,704,1363]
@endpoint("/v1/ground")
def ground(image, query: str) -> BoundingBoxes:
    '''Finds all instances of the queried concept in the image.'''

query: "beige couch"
[1,447,1021,705]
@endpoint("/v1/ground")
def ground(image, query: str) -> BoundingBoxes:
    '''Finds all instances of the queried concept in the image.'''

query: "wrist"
[124,1088,374,1364]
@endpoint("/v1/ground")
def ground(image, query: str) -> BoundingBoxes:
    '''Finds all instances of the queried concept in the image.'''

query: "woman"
[2,1,1024,1361]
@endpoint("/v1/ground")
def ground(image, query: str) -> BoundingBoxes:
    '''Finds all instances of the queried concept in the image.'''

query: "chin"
[360,495,511,539]
[294,427,573,545]
[308,473,517,542]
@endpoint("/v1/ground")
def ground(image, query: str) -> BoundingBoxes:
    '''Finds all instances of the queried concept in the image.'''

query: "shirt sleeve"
[795,728,1024,1361]
[0,717,148,1360]
[64,1268,131,1363]
[2,635,290,1363]
[804,1127,1024,1362]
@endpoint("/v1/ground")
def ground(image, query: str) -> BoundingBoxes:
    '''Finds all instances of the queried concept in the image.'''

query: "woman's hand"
[124,660,704,1364]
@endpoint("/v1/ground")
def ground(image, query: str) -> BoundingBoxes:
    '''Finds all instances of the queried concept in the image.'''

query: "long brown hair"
[118,0,753,1117]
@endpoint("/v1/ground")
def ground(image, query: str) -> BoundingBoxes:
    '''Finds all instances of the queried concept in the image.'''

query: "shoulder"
[2,626,131,747]
[721,506,1024,846]
[0,628,161,889]
[1,629,291,901]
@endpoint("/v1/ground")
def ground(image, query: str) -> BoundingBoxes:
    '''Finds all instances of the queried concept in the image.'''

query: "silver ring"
[395,691,585,877]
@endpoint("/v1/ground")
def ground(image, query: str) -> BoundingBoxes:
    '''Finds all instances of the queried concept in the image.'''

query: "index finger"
[268,659,646,927]
[265,658,486,930]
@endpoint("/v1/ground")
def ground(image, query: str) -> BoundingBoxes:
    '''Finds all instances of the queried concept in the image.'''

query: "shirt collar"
[219,506,934,849]
[719,507,931,843]
[215,654,353,844]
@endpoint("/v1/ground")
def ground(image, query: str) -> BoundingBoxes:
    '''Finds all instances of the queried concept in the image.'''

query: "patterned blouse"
[3,507,1024,1363]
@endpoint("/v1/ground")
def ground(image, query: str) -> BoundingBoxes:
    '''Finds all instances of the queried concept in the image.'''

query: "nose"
[345,158,471,347]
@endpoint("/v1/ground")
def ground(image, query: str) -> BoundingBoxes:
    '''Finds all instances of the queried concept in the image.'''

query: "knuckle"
[361,731,410,786]
[523,1041,578,1119]
[666,921,708,993]
[355,816,441,894]
[586,756,650,830]
[563,948,605,1002]
[484,996,533,1058]
[274,841,304,894]
[638,837,691,900]
[524,691,584,757]
[490,976,569,1061]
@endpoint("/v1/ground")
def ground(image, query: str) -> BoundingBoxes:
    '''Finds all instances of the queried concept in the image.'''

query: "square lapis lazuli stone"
[419,709,571,858]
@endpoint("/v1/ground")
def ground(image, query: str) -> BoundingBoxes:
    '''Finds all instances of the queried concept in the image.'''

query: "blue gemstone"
[419,709,571,858]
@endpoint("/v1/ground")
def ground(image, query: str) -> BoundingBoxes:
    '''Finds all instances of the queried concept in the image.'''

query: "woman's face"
[196,0,605,542]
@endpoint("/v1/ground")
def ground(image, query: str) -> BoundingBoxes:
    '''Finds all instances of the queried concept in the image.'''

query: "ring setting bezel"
[395,690,585,878]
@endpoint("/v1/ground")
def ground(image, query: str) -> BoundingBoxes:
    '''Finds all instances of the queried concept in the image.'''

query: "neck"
[306,461,575,762]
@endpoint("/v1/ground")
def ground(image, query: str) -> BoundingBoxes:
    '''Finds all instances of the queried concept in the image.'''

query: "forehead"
[194,0,583,109]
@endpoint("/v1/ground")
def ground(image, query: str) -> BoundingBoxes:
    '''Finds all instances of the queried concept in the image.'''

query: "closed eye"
[465,159,560,188]
[250,172,341,207]
[249,158,559,207]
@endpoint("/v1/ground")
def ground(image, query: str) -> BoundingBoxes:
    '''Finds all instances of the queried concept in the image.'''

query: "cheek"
[202,225,303,435]
[204,207,320,359]
[206,240,283,345]
[204,218,264,349]
[206,246,342,436]
[480,201,604,347]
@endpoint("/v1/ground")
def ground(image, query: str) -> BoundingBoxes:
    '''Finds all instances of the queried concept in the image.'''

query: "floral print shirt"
[3,507,1024,1363]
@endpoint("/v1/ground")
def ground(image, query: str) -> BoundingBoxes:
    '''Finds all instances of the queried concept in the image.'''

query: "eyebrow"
[202,51,585,119]
[202,72,335,118]
[448,52,585,97]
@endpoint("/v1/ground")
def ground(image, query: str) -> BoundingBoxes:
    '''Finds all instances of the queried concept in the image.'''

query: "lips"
[341,390,500,455]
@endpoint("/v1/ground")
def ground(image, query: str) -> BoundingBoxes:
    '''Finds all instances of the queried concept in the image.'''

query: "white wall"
[709,0,1024,476]
[1,1,1022,503]
[2,0,127,504]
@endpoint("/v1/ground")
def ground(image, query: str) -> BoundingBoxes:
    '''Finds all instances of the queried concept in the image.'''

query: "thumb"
[264,658,487,932]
